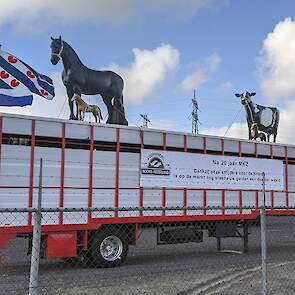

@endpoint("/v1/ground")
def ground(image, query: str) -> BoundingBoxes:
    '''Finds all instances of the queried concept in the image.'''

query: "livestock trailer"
[0,113,294,267]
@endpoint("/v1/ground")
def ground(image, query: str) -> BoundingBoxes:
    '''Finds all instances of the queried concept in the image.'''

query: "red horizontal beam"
[0,211,264,234]
[0,186,291,194]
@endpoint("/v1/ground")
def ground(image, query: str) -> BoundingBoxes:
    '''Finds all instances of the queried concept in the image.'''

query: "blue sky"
[1,0,295,143]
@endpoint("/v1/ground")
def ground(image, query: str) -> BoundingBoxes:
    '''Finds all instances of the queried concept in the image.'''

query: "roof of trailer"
[0,112,292,149]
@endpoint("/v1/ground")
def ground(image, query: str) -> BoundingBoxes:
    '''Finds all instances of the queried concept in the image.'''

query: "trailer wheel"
[90,228,128,267]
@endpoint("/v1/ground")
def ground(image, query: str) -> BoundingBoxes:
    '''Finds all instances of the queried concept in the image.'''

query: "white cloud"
[178,53,221,92]
[151,119,186,132]
[0,0,219,32]
[109,43,180,104]
[258,17,295,101]
[129,118,180,131]
[203,122,248,139]
[252,17,295,145]
[0,0,136,31]
[275,100,295,144]
[217,81,234,93]
[143,0,215,21]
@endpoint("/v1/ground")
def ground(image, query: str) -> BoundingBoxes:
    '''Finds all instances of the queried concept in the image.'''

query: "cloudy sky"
[1,0,295,143]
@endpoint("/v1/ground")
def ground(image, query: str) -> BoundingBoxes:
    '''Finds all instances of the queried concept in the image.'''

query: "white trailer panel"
[187,190,203,216]
[35,120,62,138]
[0,145,31,187]
[165,190,183,216]
[2,116,32,135]
[33,147,61,187]
[143,189,162,216]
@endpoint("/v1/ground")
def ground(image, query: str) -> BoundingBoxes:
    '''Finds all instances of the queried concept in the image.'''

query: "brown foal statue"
[71,94,102,123]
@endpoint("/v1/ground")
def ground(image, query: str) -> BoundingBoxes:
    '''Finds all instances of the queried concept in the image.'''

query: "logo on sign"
[142,153,170,176]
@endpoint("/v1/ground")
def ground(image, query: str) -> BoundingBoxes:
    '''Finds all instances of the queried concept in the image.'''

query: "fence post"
[261,172,267,295]
[29,158,43,295]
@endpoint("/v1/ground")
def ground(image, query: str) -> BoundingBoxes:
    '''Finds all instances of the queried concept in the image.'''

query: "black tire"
[89,228,128,268]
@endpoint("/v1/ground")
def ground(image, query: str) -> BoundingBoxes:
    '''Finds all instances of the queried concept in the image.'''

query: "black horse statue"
[50,36,128,125]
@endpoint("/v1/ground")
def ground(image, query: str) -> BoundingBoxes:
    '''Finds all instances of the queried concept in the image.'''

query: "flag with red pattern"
[0,48,55,106]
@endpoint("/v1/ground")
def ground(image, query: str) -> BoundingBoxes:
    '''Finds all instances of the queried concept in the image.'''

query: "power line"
[57,97,68,118]
[223,106,243,137]
[191,89,201,134]
[140,114,151,128]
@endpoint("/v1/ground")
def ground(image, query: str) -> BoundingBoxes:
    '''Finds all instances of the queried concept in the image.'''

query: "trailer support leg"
[243,223,249,253]
[217,237,221,251]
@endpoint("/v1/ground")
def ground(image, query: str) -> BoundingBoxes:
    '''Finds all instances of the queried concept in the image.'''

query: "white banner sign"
[140,149,284,190]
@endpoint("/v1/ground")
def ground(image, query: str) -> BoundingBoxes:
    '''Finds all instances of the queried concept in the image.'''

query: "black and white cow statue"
[235,91,279,143]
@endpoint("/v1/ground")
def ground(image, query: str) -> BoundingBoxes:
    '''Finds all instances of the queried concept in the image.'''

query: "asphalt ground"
[1,216,295,295]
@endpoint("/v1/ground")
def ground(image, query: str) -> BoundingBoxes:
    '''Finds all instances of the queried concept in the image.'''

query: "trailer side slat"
[139,187,143,217]
[59,123,66,224]
[28,120,35,225]
[139,130,144,217]
[203,190,207,215]
[221,190,225,215]
[203,137,207,154]
[183,135,187,216]
[285,146,289,208]
[162,187,166,216]
[239,191,243,214]
[0,116,2,172]
[269,144,274,208]
[221,139,225,215]
[239,141,242,157]
[88,126,94,222]
[161,136,168,212]
[115,128,120,217]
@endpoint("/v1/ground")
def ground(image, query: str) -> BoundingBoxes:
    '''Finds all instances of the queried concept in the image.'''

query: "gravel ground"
[1,216,295,295]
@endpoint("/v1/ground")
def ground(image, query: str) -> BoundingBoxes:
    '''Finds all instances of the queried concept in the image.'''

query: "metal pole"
[260,172,267,295]
[29,158,43,295]
[191,90,200,134]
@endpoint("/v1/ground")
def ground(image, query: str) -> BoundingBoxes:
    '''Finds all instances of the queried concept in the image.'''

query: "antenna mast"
[140,114,151,128]
[191,89,200,134]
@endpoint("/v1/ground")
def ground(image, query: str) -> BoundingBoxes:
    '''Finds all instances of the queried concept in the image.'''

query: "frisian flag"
[0,47,55,106]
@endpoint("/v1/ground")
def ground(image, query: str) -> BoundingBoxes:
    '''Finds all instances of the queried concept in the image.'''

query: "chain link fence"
[1,205,295,295]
